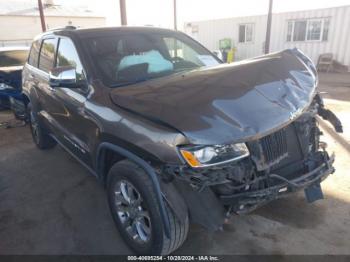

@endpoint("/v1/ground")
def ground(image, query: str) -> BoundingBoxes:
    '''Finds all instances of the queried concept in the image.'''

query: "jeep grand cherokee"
[22,26,342,255]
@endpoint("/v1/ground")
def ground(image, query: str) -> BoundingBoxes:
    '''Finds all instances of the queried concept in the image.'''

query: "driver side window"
[56,38,85,82]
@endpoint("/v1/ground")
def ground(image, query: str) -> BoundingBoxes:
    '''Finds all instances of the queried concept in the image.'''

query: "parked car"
[0,46,29,118]
[22,26,342,255]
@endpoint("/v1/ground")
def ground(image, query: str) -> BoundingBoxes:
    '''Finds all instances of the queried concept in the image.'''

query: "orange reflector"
[180,150,201,167]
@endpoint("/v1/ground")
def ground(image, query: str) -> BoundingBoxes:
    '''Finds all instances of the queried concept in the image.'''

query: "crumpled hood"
[110,49,317,145]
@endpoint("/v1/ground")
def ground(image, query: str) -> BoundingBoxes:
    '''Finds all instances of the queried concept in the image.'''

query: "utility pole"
[37,0,46,32]
[120,0,127,26]
[173,0,177,30]
[264,0,273,54]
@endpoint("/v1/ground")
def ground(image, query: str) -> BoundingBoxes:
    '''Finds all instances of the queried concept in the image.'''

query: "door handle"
[28,73,39,85]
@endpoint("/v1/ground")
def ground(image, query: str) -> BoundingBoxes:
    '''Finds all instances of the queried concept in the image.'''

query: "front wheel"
[27,103,56,149]
[107,160,189,255]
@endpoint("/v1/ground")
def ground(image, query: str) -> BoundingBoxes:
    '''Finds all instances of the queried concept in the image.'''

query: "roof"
[43,26,180,39]
[0,0,104,18]
[74,26,177,35]
[31,26,181,42]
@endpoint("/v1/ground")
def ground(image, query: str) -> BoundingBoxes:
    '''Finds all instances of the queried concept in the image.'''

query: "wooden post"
[264,0,273,54]
[120,0,127,26]
[173,0,177,30]
[37,0,46,32]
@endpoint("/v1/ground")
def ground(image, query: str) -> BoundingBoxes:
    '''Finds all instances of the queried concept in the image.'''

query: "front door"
[48,37,95,166]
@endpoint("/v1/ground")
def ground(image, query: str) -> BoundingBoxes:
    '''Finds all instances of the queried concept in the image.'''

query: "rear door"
[22,40,41,110]
[33,37,62,133]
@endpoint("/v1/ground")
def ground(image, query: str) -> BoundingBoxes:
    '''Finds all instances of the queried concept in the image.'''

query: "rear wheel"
[27,103,56,149]
[107,160,189,255]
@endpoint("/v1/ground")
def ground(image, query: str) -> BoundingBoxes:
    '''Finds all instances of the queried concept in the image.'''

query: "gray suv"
[22,26,342,254]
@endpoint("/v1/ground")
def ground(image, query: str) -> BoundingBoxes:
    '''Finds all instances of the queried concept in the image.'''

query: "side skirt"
[50,134,98,178]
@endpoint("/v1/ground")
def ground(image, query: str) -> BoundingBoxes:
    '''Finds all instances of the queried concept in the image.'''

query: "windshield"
[84,31,220,87]
[0,50,28,67]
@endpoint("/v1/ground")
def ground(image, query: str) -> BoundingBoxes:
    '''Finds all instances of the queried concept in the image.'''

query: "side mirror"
[49,66,77,88]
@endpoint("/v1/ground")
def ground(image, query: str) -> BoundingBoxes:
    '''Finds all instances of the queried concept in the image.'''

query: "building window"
[294,21,307,41]
[322,19,330,41]
[286,18,330,42]
[239,23,254,43]
[307,19,322,40]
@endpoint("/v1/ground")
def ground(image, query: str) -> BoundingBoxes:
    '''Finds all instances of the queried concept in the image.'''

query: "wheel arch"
[22,93,30,107]
[96,142,171,238]
[22,88,40,111]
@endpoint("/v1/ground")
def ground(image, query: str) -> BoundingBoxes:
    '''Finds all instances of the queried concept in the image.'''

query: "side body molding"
[96,142,171,238]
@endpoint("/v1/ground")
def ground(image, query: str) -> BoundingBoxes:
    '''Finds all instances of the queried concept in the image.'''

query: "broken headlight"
[179,143,250,168]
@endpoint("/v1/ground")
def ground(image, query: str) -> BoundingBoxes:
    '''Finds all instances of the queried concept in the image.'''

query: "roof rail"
[64,25,77,30]
[47,25,77,32]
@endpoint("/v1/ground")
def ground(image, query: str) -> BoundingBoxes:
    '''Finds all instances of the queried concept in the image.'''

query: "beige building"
[185,5,350,69]
[0,0,106,47]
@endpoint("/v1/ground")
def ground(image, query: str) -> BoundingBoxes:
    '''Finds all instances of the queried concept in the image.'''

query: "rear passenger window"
[28,40,41,67]
[38,38,57,73]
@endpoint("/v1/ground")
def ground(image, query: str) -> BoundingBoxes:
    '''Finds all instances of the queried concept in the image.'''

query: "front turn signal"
[180,149,202,168]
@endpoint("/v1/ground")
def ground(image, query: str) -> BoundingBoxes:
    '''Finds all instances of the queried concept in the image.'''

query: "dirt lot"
[0,73,349,254]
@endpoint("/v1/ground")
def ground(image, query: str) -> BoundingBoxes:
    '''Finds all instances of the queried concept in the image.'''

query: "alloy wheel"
[114,180,152,244]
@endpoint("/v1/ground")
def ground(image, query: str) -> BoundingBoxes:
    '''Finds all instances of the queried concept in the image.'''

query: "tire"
[10,97,26,121]
[27,103,56,149]
[107,160,189,255]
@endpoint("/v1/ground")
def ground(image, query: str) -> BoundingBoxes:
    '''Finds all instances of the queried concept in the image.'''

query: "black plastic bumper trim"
[220,153,335,205]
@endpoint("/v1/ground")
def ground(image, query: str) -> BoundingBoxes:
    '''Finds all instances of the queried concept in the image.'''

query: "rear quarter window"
[28,40,41,67]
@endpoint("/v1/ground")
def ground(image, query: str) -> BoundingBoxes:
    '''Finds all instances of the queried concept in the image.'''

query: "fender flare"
[23,88,40,112]
[96,142,171,238]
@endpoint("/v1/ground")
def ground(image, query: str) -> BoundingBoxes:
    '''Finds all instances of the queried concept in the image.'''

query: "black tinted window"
[28,40,41,67]
[39,38,57,73]
[0,50,28,67]
[56,38,85,81]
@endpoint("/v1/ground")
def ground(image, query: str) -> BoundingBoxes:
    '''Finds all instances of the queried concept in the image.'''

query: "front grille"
[247,128,290,171]
[260,128,288,163]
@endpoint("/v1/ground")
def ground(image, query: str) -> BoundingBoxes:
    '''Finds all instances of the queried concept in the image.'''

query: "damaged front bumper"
[163,100,341,230]
[164,149,335,231]
[219,152,335,214]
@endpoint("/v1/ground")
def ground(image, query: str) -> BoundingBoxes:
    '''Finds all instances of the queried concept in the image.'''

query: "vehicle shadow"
[176,191,350,255]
